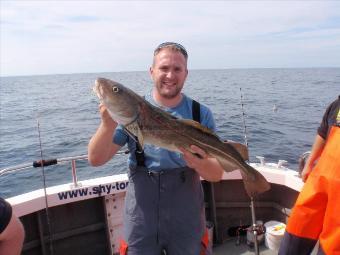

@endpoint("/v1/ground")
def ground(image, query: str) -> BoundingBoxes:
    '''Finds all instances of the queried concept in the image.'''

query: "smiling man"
[88,42,224,255]
[150,42,188,105]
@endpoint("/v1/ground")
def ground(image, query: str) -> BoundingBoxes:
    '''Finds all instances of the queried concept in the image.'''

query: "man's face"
[150,48,188,100]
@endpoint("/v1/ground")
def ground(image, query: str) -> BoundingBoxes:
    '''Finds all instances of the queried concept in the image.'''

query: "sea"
[0,68,339,198]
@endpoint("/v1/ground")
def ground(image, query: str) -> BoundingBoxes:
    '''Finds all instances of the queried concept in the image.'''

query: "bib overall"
[120,166,211,255]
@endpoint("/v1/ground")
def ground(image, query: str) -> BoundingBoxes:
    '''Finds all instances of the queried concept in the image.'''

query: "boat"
[1,151,318,255]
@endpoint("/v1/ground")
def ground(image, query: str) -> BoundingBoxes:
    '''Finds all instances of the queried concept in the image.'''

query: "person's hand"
[301,164,313,182]
[179,145,224,182]
[179,145,208,169]
[99,103,117,128]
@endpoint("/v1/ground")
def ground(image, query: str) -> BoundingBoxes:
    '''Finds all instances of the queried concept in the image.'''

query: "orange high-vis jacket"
[285,125,340,254]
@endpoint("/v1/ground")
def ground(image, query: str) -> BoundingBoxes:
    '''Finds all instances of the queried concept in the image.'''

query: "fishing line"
[239,88,249,150]
[37,119,54,255]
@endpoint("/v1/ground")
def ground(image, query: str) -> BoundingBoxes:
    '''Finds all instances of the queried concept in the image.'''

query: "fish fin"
[240,166,271,197]
[224,141,249,161]
[124,123,144,149]
[215,141,270,196]
[216,157,240,172]
[123,127,137,142]
[209,141,248,172]
[136,125,144,149]
[178,119,219,138]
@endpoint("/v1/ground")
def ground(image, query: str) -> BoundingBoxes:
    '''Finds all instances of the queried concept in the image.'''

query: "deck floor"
[212,237,277,255]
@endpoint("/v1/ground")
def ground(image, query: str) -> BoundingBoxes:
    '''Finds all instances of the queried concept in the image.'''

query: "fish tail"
[240,165,271,197]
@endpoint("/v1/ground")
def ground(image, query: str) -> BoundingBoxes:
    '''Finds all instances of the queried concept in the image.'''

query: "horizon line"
[1,66,340,78]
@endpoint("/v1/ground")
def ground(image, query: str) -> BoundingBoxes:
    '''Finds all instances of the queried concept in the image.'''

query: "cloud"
[66,15,101,23]
[1,1,340,76]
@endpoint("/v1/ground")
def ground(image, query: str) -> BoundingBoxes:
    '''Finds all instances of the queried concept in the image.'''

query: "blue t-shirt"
[113,91,216,171]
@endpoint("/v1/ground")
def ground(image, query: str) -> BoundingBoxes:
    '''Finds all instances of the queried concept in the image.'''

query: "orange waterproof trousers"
[279,126,340,254]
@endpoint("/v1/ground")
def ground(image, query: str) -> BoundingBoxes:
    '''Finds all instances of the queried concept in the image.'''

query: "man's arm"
[301,134,326,182]
[88,104,121,166]
[180,145,224,182]
[0,212,25,255]
[184,106,224,181]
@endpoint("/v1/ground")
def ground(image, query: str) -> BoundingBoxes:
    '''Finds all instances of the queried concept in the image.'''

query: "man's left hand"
[179,145,208,169]
[179,145,224,182]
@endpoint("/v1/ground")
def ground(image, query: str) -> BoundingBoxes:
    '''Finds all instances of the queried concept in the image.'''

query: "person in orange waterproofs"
[279,96,340,255]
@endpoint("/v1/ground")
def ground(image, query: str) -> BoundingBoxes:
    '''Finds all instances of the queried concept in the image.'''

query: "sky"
[1,1,340,77]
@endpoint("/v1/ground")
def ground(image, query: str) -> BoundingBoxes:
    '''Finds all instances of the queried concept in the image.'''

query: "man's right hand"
[99,103,117,128]
[299,134,325,183]
[301,164,313,182]
[88,104,121,166]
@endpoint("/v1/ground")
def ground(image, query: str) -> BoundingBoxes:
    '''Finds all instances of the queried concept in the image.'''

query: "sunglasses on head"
[154,42,188,59]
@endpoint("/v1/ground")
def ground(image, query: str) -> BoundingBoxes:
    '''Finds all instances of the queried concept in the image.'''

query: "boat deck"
[213,237,276,255]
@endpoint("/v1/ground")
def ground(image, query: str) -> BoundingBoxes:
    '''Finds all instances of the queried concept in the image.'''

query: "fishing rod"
[36,119,54,255]
[239,88,262,255]
[239,87,249,150]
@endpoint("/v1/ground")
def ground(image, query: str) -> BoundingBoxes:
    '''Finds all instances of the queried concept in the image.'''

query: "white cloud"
[1,1,340,76]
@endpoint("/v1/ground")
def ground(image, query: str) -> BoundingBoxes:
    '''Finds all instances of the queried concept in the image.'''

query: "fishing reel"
[234,221,265,247]
[246,222,265,247]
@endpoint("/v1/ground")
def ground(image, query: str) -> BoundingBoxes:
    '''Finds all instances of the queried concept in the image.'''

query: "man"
[300,97,339,183]
[279,96,340,255]
[0,197,25,255]
[88,42,224,255]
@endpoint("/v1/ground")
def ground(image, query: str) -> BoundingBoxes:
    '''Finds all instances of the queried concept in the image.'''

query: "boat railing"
[0,151,128,188]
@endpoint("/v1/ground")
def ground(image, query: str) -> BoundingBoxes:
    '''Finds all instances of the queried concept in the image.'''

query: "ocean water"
[0,68,339,198]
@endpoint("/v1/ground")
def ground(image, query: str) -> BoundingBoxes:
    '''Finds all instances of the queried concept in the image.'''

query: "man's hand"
[299,134,325,182]
[99,103,117,128]
[88,103,120,166]
[179,145,224,182]
[179,145,208,169]
[301,164,313,182]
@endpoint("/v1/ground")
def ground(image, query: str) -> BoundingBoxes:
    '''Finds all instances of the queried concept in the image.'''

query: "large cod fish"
[93,78,270,197]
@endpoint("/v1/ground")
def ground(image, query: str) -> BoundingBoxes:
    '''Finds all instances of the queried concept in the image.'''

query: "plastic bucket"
[264,221,286,251]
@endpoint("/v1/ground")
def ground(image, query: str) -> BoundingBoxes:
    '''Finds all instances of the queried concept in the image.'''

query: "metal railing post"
[71,159,79,188]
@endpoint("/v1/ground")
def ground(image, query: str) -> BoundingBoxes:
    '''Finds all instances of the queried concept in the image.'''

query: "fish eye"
[112,86,119,93]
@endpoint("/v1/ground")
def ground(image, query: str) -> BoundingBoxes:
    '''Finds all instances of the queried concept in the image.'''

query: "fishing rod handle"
[33,159,58,168]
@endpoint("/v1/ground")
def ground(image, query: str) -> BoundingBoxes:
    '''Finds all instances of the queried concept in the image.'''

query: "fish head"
[94,78,140,125]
